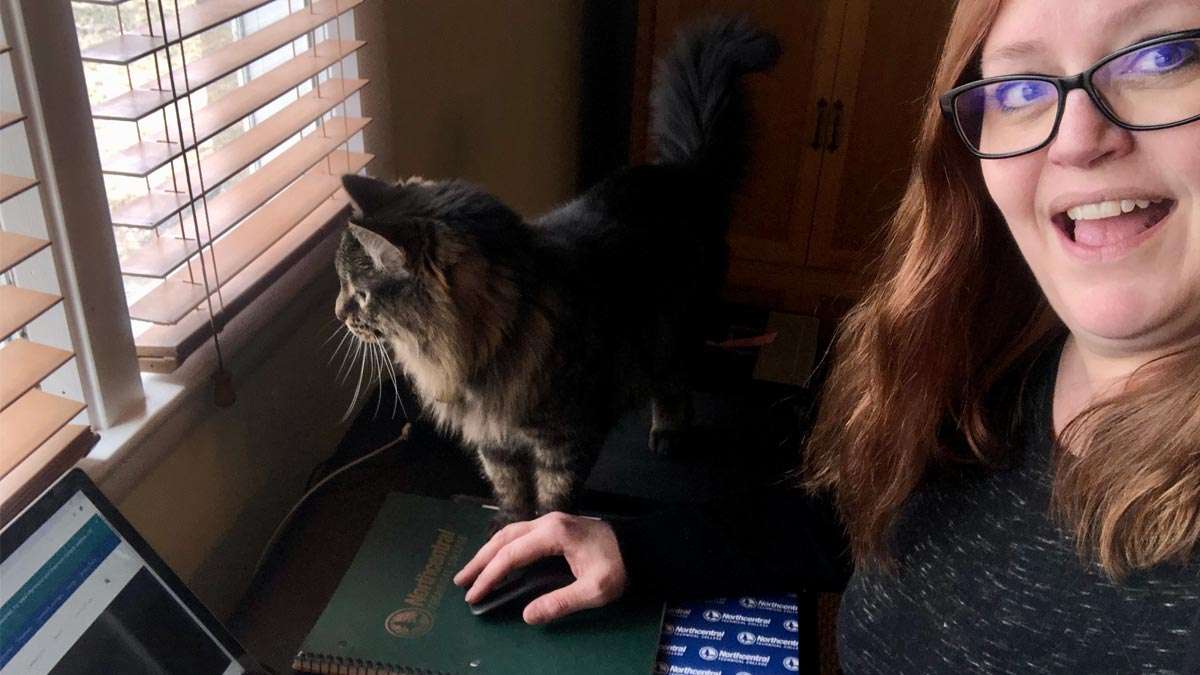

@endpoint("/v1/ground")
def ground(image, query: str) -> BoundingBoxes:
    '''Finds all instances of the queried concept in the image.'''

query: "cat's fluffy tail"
[650,16,780,191]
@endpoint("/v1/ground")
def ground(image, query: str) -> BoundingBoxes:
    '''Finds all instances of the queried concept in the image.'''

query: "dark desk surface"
[229,381,809,672]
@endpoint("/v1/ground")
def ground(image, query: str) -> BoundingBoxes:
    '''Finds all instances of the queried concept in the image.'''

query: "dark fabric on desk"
[614,338,1200,673]
[612,488,851,596]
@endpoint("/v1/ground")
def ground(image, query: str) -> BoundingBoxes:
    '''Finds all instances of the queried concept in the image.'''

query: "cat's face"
[334,175,445,346]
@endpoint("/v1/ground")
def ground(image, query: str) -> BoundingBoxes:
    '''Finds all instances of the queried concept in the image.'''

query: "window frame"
[3,0,144,430]
[4,0,365,441]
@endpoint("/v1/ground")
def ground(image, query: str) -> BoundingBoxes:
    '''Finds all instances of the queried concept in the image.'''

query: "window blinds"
[0,28,97,520]
[74,0,371,372]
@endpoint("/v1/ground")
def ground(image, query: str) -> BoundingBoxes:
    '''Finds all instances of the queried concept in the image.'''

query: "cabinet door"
[634,0,844,270]
[805,0,956,273]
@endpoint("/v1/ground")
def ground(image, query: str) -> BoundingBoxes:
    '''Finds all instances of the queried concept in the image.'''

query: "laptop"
[1,468,261,675]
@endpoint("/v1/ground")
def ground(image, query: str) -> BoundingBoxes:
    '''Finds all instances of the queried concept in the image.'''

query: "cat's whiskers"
[326,325,352,366]
[335,338,354,383]
[337,337,362,384]
[341,337,370,423]
[371,343,384,420]
[377,342,405,420]
[320,322,345,347]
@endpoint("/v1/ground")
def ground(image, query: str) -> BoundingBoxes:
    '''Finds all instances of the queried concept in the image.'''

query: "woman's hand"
[452,511,628,625]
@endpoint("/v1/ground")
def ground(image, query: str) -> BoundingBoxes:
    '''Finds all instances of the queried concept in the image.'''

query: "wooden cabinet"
[631,0,956,313]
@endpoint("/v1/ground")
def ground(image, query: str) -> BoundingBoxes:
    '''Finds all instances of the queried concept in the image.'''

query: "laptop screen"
[1,487,245,675]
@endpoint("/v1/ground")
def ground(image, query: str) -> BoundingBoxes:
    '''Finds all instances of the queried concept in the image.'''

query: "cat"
[334,17,779,524]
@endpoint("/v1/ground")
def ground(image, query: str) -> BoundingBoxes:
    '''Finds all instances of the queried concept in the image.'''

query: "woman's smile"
[1047,193,1177,263]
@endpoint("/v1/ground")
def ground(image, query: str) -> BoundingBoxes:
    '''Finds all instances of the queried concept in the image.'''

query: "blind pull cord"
[153,0,235,407]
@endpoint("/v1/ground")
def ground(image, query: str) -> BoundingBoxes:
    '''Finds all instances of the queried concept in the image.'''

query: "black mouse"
[467,556,576,617]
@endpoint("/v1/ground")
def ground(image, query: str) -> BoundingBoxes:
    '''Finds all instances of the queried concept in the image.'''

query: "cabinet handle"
[810,98,829,149]
[827,100,844,152]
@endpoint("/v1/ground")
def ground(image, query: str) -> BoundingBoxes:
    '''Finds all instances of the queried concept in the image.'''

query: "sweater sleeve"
[608,487,853,599]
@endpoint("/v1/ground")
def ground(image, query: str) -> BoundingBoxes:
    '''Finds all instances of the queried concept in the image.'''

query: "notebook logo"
[385,607,434,638]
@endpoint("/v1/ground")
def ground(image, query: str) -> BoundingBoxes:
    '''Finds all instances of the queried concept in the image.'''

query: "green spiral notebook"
[293,492,664,675]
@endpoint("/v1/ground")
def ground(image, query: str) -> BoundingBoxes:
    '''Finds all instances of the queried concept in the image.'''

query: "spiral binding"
[293,651,455,675]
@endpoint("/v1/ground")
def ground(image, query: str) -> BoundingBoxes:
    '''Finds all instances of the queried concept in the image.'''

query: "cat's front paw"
[649,428,688,456]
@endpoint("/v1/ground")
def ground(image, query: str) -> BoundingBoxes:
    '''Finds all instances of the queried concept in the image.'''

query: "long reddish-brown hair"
[803,0,1200,580]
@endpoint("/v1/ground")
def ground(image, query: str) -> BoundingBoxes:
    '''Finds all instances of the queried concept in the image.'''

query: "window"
[72,0,369,371]
[0,0,370,507]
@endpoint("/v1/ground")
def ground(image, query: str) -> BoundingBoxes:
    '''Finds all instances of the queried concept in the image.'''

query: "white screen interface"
[0,491,244,675]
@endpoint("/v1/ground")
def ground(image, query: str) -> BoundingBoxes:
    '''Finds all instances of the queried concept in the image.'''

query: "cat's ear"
[342,174,397,217]
[347,223,409,277]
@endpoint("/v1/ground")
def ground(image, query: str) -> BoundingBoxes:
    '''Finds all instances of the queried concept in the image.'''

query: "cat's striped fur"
[334,17,779,522]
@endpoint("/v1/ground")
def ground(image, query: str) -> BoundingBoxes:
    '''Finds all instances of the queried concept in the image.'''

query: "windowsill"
[78,225,344,503]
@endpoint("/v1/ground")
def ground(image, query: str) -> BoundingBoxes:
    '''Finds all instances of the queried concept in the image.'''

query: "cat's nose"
[334,301,348,322]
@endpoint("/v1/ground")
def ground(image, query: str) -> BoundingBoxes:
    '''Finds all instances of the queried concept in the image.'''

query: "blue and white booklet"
[656,593,803,674]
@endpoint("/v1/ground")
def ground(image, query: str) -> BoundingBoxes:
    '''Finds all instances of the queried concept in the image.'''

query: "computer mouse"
[467,555,576,617]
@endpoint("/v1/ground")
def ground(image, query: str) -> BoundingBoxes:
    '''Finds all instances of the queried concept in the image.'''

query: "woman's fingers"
[453,512,628,624]
[522,579,608,625]
[463,527,563,604]
[453,519,536,587]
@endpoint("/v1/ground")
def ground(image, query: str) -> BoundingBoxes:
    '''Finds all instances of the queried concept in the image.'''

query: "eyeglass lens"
[953,36,1200,156]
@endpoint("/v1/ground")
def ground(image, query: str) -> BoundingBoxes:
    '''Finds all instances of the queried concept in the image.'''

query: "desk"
[229,381,816,672]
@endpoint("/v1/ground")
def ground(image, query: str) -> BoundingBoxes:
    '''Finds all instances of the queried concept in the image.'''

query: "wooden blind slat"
[121,143,369,278]
[128,174,331,324]
[0,111,25,131]
[0,424,96,526]
[110,190,193,229]
[80,0,309,64]
[137,191,354,366]
[129,150,370,324]
[103,73,366,177]
[79,34,162,65]
[200,113,368,194]
[143,42,365,147]
[0,43,10,55]
[128,279,211,324]
[100,137,183,178]
[0,389,84,479]
[121,239,187,280]
[91,88,176,122]
[111,114,369,230]
[120,237,194,280]
[138,0,275,43]
[0,286,61,342]
[87,0,363,122]
[0,339,73,411]
[0,231,51,274]
[0,174,38,204]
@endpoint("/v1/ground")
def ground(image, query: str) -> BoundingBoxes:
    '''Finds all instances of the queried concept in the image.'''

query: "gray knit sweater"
[837,338,1199,673]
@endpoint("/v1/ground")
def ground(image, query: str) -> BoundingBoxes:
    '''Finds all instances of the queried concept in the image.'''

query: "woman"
[455,0,1200,670]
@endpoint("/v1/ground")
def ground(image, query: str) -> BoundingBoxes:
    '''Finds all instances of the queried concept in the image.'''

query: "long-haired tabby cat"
[335,17,779,524]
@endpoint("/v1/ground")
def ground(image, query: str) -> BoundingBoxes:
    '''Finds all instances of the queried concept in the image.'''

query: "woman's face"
[980,0,1200,359]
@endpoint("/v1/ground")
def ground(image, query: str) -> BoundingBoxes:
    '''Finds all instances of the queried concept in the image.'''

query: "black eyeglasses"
[940,29,1200,159]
